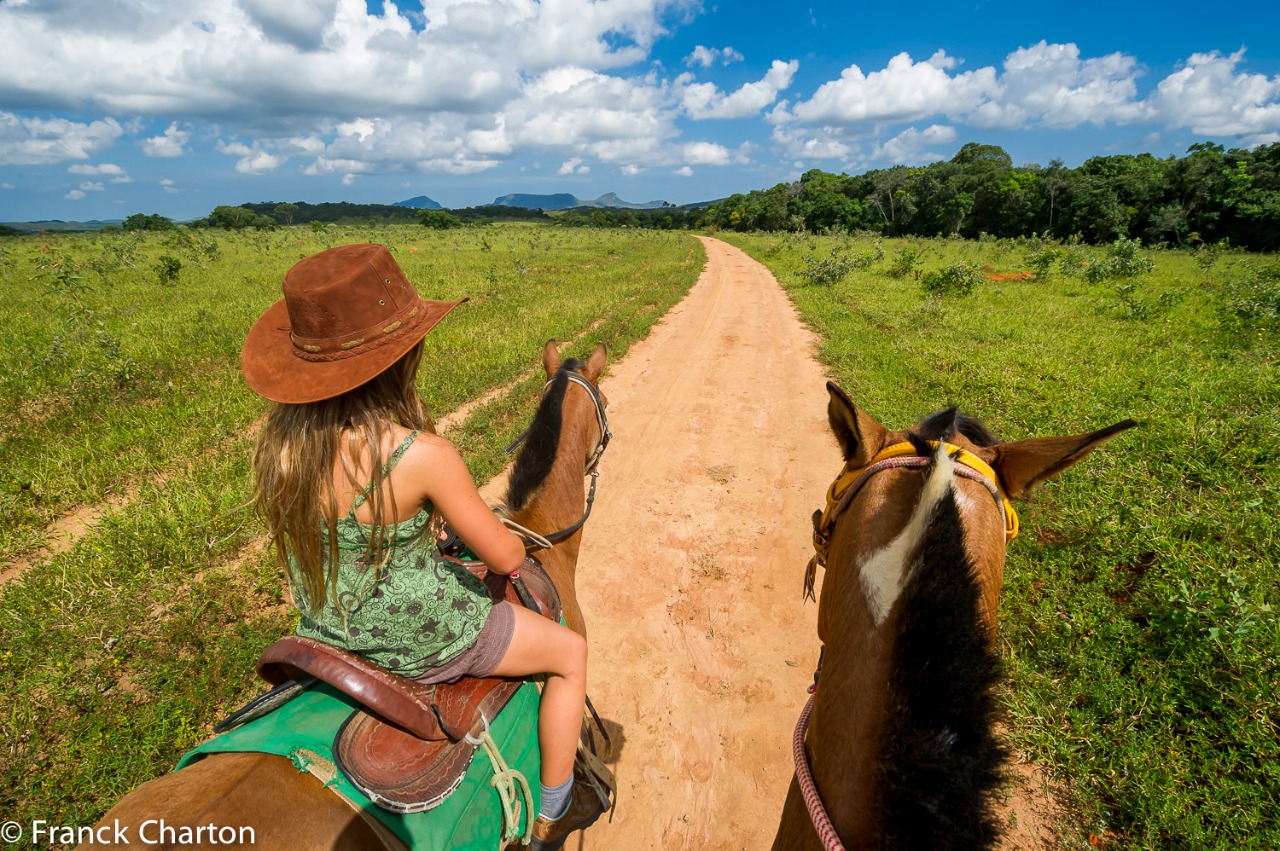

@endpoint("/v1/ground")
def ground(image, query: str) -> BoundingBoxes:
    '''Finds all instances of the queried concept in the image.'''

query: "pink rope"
[792,693,846,851]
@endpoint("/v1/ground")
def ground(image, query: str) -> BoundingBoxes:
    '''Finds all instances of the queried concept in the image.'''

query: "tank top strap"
[351,431,422,511]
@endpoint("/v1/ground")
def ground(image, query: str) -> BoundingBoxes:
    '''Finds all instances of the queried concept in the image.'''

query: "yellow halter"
[805,441,1019,600]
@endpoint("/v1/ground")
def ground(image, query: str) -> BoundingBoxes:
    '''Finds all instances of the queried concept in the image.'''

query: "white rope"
[465,715,535,848]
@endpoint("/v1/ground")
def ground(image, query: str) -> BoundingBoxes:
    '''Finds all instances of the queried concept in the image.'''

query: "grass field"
[0,223,703,835]
[720,230,1279,849]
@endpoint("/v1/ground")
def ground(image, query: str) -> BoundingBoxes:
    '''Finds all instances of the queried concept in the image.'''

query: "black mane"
[504,359,584,512]
[877,485,1009,848]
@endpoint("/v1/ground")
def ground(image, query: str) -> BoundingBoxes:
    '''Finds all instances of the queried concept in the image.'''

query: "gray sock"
[540,776,574,820]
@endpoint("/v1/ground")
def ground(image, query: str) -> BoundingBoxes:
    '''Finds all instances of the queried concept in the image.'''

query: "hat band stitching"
[289,305,421,357]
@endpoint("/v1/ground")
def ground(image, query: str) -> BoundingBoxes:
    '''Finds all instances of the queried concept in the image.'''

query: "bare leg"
[490,605,587,786]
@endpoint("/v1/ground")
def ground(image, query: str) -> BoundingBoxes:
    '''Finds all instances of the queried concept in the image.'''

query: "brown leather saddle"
[249,558,561,814]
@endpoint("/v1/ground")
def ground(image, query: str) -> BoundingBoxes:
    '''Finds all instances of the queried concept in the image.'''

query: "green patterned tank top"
[288,432,493,677]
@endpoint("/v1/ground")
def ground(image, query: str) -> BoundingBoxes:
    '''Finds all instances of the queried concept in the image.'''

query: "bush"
[154,255,182,286]
[1217,263,1280,338]
[1026,245,1063,280]
[887,246,922,279]
[799,248,856,287]
[418,209,462,230]
[1085,237,1156,283]
[919,263,981,297]
[850,240,885,270]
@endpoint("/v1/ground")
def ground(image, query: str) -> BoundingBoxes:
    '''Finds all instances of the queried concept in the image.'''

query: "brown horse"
[81,341,609,850]
[773,382,1135,851]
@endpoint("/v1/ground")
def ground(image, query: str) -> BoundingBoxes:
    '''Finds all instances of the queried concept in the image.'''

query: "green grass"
[720,230,1280,849]
[0,223,702,832]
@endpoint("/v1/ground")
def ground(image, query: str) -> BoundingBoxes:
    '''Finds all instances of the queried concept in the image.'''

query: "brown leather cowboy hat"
[241,243,466,404]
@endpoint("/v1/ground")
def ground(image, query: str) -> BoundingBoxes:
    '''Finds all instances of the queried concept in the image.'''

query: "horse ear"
[542,340,561,378]
[584,343,607,382]
[827,381,887,466]
[992,419,1137,499]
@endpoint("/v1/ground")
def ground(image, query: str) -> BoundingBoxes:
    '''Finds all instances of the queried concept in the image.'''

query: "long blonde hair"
[253,341,435,615]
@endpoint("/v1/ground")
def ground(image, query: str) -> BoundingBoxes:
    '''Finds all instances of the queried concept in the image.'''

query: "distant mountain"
[492,192,668,210]
[1,219,124,233]
[392,195,443,210]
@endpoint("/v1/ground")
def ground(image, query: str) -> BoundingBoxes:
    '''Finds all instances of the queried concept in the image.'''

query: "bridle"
[502,369,612,548]
[793,439,1018,851]
[804,440,1018,600]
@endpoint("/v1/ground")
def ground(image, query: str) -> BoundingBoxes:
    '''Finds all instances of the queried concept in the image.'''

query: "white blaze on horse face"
[856,443,956,627]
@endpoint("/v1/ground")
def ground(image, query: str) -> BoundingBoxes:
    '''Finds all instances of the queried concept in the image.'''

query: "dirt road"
[570,236,833,849]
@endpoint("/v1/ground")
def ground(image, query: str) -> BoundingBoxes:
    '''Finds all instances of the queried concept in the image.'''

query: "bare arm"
[410,434,525,575]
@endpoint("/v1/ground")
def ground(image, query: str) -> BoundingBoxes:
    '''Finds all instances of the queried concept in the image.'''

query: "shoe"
[528,775,608,851]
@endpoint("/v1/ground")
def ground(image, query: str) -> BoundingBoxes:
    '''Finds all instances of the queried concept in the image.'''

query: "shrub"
[418,209,462,230]
[154,255,182,286]
[1026,245,1063,280]
[919,263,981,297]
[1217,263,1280,338]
[887,246,922,279]
[850,240,885,270]
[799,248,856,287]
[1086,237,1156,283]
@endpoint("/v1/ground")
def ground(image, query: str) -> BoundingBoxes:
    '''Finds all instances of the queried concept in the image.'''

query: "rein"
[504,369,612,548]
[794,440,1018,850]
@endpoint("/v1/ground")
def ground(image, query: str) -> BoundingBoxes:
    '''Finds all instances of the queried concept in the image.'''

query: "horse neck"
[506,384,596,630]
[803,542,899,843]
[794,475,1008,849]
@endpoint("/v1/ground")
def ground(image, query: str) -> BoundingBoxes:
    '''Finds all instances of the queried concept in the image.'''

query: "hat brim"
[241,296,466,404]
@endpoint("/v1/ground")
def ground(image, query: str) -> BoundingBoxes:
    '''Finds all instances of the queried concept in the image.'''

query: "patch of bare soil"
[486,236,1064,849]
[1,498,127,588]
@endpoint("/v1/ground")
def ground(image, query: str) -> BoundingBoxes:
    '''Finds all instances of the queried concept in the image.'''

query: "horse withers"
[775,382,1135,850]
[79,342,612,851]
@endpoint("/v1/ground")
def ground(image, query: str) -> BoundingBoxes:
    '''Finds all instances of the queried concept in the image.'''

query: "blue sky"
[2,0,1278,222]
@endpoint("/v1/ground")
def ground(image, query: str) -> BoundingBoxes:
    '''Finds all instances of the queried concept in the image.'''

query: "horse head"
[775,381,1135,851]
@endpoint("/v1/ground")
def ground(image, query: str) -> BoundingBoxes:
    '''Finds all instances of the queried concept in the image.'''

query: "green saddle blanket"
[177,681,542,850]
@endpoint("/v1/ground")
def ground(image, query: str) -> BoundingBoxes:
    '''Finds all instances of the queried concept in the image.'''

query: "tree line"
[695,142,1280,251]
[112,140,1279,251]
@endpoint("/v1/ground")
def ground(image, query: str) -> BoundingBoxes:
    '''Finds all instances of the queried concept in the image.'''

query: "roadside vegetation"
[722,230,1279,849]
[0,223,702,831]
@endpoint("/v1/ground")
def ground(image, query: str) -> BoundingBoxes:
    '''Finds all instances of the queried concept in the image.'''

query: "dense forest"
[691,141,1280,251]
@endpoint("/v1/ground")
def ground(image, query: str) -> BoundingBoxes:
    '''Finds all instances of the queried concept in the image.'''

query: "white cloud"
[620,164,644,176]
[217,139,287,174]
[874,125,958,163]
[681,59,799,120]
[1150,49,1280,135]
[789,50,995,126]
[342,173,356,185]
[238,0,340,52]
[141,122,190,157]
[161,178,179,193]
[970,41,1149,129]
[65,189,86,200]
[770,123,853,162]
[673,166,693,176]
[558,157,590,175]
[68,163,126,176]
[682,141,732,165]
[686,45,743,68]
[0,112,123,165]
[78,181,106,191]
[1,182,13,190]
